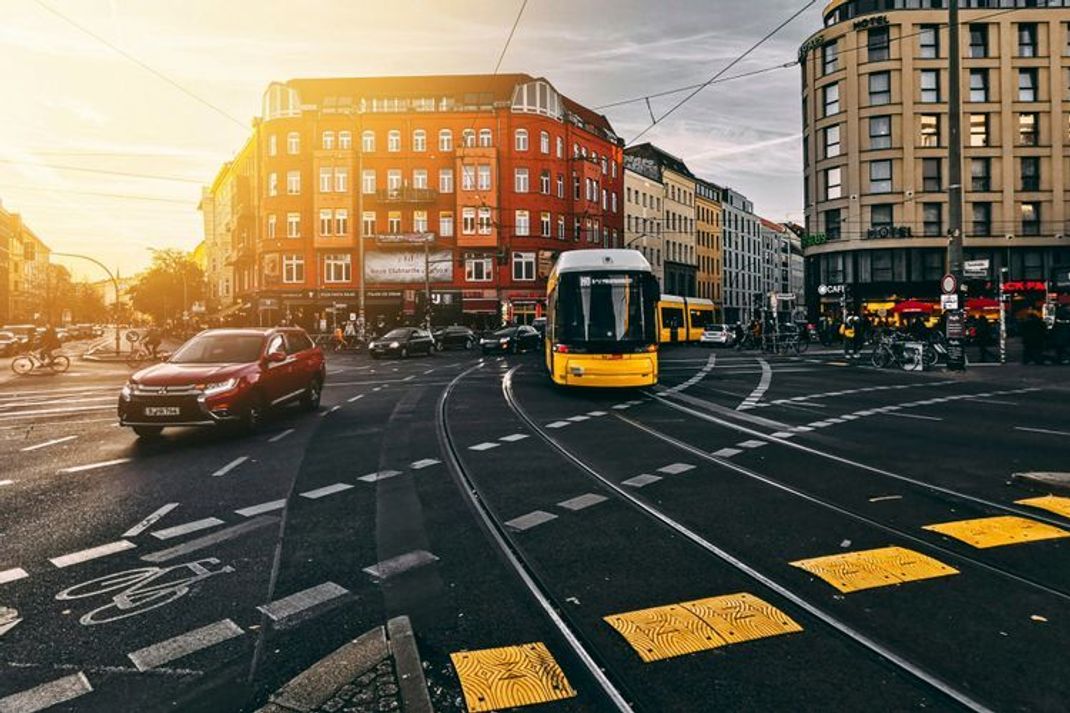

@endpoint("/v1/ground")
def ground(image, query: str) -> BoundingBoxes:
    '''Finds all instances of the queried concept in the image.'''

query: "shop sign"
[817,284,846,296]
[854,15,889,31]
[946,311,967,371]
[941,294,959,311]
[258,298,279,310]
[798,34,826,62]
[802,233,828,248]
[367,290,402,299]
[1003,281,1047,293]
[963,259,990,279]
[364,250,453,283]
[864,225,912,240]
[1050,268,1070,290]
[374,232,435,246]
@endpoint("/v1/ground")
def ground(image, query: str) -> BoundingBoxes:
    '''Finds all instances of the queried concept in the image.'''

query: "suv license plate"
[144,406,180,416]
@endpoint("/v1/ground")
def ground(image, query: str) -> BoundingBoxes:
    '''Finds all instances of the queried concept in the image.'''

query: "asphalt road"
[1,341,1069,712]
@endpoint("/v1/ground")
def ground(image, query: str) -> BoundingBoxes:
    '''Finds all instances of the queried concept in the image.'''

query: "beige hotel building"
[800,0,1070,313]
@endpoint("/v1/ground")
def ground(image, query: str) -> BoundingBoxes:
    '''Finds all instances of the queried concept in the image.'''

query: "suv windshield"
[170,333,265,364]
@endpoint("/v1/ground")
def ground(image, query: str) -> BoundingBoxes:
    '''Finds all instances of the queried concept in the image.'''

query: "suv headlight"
[389,341,400,348]
[201,378,238,396]
[120,383,133,401]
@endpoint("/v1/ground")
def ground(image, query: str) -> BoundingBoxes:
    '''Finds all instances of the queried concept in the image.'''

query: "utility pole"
[945,0,968,371]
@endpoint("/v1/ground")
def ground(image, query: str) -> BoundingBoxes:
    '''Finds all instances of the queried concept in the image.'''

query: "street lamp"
[51,252,122,356]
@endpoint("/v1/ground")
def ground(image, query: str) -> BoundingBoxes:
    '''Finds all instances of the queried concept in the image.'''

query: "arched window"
[412,129,426,152]
[514,129,528,151]
[439,129,453,151]
[387,130,401,152]
[478,129,492,147]
[361,130,375,152]
[462,129,476,147]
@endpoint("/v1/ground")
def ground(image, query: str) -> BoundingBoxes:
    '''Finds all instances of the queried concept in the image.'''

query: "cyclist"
[37,325,61,366]
[144,325,162,358]
[332,324,348,351]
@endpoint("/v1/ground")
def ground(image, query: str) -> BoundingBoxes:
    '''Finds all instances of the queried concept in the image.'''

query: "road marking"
[736,358,772,411]
[300,483,354,499]
[424,369,434,375]
[622,474,661,488]
[268,428,295,443]
[965,398,1018,406]
[770,431,794,439]
[587,411,608,417]
[151,517,225,541]
[410,458,441,469]
[499,434,529,443]
[234,500,286,517]
[657,463,695,475]
[546,421,570,428]
[791,546,959,593]
[1015,426,1070,437]
[322,405,341,415]
[0,480,13,486]
[0,672,93,712]
[357,470,402,483]
[212,457,248,477]
[50,540,136,568]
[0,567,29,585]
[128,619,244,672]
[0,606,20,637]
[362,550,439,581]
[791,426,814,432]
[141,516,278,563]
[451,643,575,712]
[566,415,590,422]
[738,440,767,449]
[611,404,631,410]
[505,511,557,532]
[20,435,78,452]
[402,375,415,382]
[0,404,113,421]
[58,458,131,475]
[923,516,1070,549]
[1017,495,1070,519]
[468,442,500,451]
[557,493,608,511]
[258,582,350,623]
[884,412,943,422]
[123,503,179,537]
[869,495,903,503]
[712,448,743,458]
[347,394,365,403]
[605,593,802,663]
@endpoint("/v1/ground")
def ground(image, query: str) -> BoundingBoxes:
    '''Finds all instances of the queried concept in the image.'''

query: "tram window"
[661,307,685,328]
[560,274,650,343]
[689,308,713,330]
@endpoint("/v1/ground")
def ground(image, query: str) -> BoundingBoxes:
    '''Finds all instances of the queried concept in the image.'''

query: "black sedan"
[369,328,435,359]
[433,326,477,351]
[480,326,541,355]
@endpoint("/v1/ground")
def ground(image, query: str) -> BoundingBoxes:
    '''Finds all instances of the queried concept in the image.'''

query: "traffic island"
[256,615,433,713]
[1010,471,1070,498]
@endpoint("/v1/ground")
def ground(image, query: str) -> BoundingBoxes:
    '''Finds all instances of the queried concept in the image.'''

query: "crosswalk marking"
[128,619,243,672]
[791,546,959,593]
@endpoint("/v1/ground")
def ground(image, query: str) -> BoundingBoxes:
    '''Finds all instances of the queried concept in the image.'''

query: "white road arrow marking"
[0,606,22,636]
[123,503,179,537]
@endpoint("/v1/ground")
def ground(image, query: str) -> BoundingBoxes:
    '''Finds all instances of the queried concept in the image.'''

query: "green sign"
[802,233,828,249]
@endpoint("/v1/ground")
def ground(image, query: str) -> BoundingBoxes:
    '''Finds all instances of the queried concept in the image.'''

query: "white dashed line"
[0,480,13,487]
[737,358,772,410]
[20,435,78,452]
[212,457,248,477]
[235,500,286,517]
[0,672,93,712]
[657,463,695,475]
[258,582,349,623]
[712,447,743,458]
[738,440,767,449]
[546,421,570,428]
[499,434,529,443]
[151,518,224,541]
[299,483,354,499]
[469,442,500,451]
[505,511,558,532]
[566,415,590,422]
[347,394,365,403]
[1015,426,1070,437]
[50,540,136,568]
[128,619,243,672]
[410,458,441,469]
[622,474,662,488]
[557,493,608,511]
[0,567,29,585]
[58,458,131,475]
[586,411,608,417]
[358,470,402,483]
[268,429,295,443]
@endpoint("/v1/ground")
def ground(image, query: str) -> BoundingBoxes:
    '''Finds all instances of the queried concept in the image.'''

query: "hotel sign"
[853,15,889,31]
[798,35,826,62]
[864,225,912,240]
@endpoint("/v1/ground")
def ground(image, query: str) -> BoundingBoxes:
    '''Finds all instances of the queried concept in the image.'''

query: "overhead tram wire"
[0,184,195,204]
[0,159,203,184]
[32,0,248,131]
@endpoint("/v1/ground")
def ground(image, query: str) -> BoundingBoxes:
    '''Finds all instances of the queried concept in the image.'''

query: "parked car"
[118,327,325,438]
[432,326,477,351]
[531,317,547,340]
[368,328,435,359]
[1,325,37,348]
[480,325,541,355]
[0,332,19,357]
[700,324,736,347]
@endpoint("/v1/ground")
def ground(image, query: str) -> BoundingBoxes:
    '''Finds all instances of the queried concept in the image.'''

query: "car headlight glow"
[120,383,133,401]
[389,341,400,348]
[200,378,238,395]
[500,338,510,345]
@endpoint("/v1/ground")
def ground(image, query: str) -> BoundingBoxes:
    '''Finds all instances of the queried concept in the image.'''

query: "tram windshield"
[557,272,657,345]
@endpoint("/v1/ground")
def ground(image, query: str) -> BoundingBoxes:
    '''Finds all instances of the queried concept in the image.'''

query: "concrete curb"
[1009,472,1070,498]
[257,615,432,713]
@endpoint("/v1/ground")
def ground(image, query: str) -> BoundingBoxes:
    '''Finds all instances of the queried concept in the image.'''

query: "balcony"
[372,187,438,204]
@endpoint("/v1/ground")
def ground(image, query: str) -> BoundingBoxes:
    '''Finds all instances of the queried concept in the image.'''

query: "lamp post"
[52,252,122,355]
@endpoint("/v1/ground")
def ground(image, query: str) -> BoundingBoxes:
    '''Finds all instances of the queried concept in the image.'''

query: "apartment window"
[539,131,550,154]
[287,132,300,154]
[869,115,892,149]
[412,129,426,152]
[439,129,453,151]
[573,172,580,199]
[1019,69,1038,102]
[922,158,942,192]
[412,169,428,190]
[477,165,491,191]
[969,24,988,58]
[413,210,428,233]
[868,27,890,62]
[323,254,350,283]
[387,130,401,152]
[971,158,992,191]
[540,212,551,237]
[286,213,301,238]
[335,209,348,235]
[1021,202,1041,235]
[920,70,940,103]
[824,208,842,240]
[1021,157,1040,191]
[868,71,891,105]
[282,255,304,283]
[1018,23,1038,58]
[557,216,566,240]
[268,135,277,156]
[969,69,988,102]
[466,257,492,282]
[972,203,992,236]
[556,174,564,198]
[871,204,893,229]
[387,211,402,233]
[362,131,375,152]
[267,214,276,239]
[823,83,840,116]
[362,169,375,194]
[919,114,940,147]
[515,210,530,236]
[822,41,838,74]
[1019,113,1038,146]
[286,170,300,195]
[339,131,351,149]
[514,168,529,193]
[439,211,454,237]
[319,209,332,236]
[387,169,402,191]
[462,129,476,148]
[556,136,564,158]
[477,207,492,234]
[824,167,842,200]
[439,169,454,193]
[322,131,335,150]
[362,212,375,235]
[319,168,332,193]
[515,128,529,151]
[479,129,493,147]
[969,114,989,147]
[460,165,475,191]
[869,160,892,194]
[512,252,536,281]
[923,203,943,236]
[268,172,278,196]
[462,208,476,234]
[919,25,939,58]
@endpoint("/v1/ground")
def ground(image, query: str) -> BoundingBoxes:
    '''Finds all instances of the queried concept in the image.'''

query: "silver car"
[700,324,735,347]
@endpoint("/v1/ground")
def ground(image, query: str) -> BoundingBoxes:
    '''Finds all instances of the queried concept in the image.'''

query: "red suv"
[118,328,325,438]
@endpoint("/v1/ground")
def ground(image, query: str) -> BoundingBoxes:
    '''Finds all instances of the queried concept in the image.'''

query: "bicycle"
[11,350,70,375]
[126,341,165,368]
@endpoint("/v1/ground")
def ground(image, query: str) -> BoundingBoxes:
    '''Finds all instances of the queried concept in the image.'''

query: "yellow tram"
[545,249,660,387]
[657,294,716,343]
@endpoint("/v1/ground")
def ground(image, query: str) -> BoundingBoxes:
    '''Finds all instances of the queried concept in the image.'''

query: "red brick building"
[217,74,624,331]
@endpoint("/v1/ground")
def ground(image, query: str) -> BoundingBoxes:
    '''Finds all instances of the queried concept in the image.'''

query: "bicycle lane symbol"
[55,558,234,626]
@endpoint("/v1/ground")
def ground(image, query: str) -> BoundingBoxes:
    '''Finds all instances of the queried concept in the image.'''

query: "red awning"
[893,299,935,314]
[966,297,1000,310]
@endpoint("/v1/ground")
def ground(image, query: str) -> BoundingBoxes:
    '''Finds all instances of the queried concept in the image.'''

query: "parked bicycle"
[11,351,70,375]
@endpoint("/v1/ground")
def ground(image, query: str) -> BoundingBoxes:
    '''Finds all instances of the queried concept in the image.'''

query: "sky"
[0,0,824,280]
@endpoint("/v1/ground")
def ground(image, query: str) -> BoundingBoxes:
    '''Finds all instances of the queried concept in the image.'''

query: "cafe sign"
[364,250,453,284]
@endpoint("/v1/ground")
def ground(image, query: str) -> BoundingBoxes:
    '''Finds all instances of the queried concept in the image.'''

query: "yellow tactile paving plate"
[790,546,959,593]
[450,642,575,712]
[680,593,803,645]
[923,515,1070,549]
[1016,495,1070,520]
[604,602,727,662]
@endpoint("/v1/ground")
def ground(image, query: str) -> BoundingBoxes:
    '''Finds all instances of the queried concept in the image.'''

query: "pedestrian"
[1020,311,1046,365]
[1053,306,1070,365]
[975,316,994,363]
[144,325,162,358]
